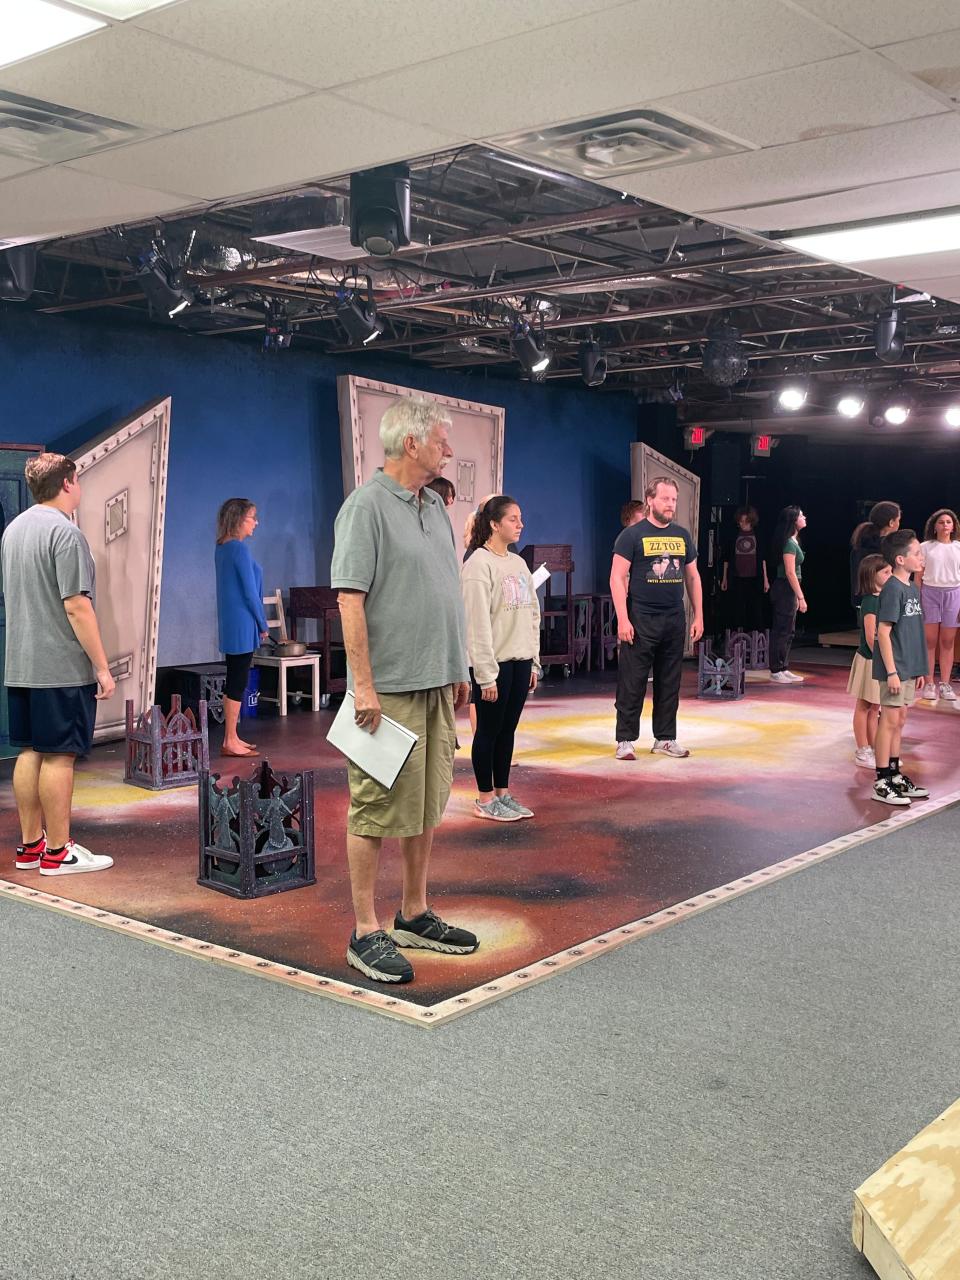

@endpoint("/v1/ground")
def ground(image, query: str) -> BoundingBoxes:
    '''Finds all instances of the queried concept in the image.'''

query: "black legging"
[471,659,533,792]
[224,651,254,701]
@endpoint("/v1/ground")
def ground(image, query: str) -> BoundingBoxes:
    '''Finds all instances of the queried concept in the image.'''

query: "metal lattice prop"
[124,695,209,790]
[697,640,745,700]
[725,628,770,671]
[198,758,316,899]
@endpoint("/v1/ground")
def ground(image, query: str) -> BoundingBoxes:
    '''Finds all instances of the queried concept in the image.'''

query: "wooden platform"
[853,1096,960,1279]
[818,630,859,648]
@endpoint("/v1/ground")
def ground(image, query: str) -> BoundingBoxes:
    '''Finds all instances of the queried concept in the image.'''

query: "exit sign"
[683,425,707,449]
[751,433,774,457]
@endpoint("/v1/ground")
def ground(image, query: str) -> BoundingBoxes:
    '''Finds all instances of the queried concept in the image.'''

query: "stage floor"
[2,665,959,1025]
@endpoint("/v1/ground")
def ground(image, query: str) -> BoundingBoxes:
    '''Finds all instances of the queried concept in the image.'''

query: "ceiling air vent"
[0,91,151,165]
[251,193,424,262]
[496,110,746,180]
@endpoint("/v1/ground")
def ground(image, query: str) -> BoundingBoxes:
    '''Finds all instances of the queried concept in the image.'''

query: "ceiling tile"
[0,167,197,239]
[853,248,960,280]
[0,25,307,132]
[0,155,42,181]
[709,170,960,231]
[793,0,960,47]
[134,0,633,87]
[879,29,960,99]
[894,273,960,302]
[336,0,855,139]
[611,114,960,218]
[651,53,944,148]
[69,93,463,201]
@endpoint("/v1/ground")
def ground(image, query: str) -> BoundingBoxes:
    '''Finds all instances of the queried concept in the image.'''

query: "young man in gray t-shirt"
[871,530,929,807]
[1,453,115,875]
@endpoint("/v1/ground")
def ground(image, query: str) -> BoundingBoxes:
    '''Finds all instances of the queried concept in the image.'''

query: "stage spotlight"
[875,306,905,363]
[837,388,866,418]
[335,291,383,345]
[776,380,808,411]
[882,394,912,425]
[512,323,551,379]
[945,404,960,428]
[350,164,411,257]
[578,340,607,387]
[135,245,194,319]
[263,300,293,351]
[702,318,749,387]
[0,244,37,301]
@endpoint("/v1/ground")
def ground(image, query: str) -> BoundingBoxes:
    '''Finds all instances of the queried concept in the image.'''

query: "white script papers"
[326,691,418,789]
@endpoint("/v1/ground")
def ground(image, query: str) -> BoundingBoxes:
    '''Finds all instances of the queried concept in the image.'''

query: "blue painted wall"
[0,310,638,665]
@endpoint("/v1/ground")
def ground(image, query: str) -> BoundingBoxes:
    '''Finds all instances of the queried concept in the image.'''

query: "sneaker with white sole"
[391,908,479,955]
[922,683,938,700]
[15,831,46,870]
[615,741,636,761]
[39,839,113,876]
[346,929,414,983]
[939,683,957,701]
[783,670,805,683]
[473,797,522,822]
[873,778,911,806]
[854,746,876,768]
[499,793,534,819]
[891,771,929,799]
[651,739,690,758]
[769,671,792,684]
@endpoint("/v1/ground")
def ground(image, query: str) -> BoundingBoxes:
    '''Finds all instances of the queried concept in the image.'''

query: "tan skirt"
[847,652,882,704]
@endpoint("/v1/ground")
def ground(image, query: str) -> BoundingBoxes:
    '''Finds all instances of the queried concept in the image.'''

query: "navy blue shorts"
[7,684,98,755]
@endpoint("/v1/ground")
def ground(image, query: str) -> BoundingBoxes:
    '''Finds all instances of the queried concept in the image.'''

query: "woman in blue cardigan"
[215,498,269,756]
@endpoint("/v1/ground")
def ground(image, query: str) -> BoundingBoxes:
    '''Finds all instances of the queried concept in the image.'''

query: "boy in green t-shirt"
[872,530,929,806]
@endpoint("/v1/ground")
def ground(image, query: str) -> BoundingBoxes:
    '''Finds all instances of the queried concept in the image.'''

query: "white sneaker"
[783,670,805,683]
[651,739,691,758]
[39,839,114,876]
[939,683,957,701]
[854,746,876,768]
[615,741,636,761]
[769,671,792,684]
[922,683,938,700]
[473,798,522,822]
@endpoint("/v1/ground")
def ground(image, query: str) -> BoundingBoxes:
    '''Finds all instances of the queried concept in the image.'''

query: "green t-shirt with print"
[856,593,880,660]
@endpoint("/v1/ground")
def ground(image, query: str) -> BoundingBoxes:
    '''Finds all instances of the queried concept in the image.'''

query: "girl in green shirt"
[768,505,807,684]
[847,554,892,767]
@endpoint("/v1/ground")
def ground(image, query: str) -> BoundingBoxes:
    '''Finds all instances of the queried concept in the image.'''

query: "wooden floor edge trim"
[2,791,957,1028]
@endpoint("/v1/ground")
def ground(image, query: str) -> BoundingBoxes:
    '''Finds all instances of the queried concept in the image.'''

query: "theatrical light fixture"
[335,289,383,345]
[836,388,866,418]
[350,165,411,258]
[135,246,194,319]
[578,340,607,387]
[0,245,37,301]
[512,323,551,379]
[782,210,960,264]
[875,306,904,364]
[776,380,808,411]
[702,318,749,387]
[945,404,960,428]
[263,301,293,352]
[881,393,913,426]
[2,1,104,71]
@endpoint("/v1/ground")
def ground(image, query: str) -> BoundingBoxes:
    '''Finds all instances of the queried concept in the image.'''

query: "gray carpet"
[2,807,958,1280]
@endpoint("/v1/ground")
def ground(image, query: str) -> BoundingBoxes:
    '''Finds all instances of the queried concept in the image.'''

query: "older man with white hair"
[331,397,477,983]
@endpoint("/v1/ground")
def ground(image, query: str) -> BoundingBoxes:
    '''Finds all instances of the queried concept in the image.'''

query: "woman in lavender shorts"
[918,508,960,702]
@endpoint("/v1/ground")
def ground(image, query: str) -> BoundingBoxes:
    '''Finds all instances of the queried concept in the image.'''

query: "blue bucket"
[240,666,261,718]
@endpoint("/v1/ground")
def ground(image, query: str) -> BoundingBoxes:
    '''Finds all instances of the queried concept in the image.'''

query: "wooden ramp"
[853,1096,960,1279]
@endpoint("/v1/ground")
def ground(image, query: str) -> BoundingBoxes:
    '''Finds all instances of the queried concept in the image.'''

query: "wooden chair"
[252,588,321,716]
[288,586,347,707]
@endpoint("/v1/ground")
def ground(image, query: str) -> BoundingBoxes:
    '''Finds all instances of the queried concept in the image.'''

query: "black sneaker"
[873,777,911,807]
[391,908,479,955]
[346,929,414,983]
[891,772,929,799]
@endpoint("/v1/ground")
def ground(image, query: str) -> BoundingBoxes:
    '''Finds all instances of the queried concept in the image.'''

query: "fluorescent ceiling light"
[783,211,960,264]
[68,1,178,18]
[1,1,104,69]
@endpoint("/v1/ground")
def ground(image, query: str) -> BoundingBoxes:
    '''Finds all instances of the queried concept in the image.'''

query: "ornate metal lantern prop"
[697,639,745,700]
[198,759,316,899]
[724,628,770,671]
[124,695,209,789]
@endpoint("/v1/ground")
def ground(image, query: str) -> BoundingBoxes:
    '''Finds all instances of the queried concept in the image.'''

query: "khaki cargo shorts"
[347,686,457,838]
[879,678,917,708]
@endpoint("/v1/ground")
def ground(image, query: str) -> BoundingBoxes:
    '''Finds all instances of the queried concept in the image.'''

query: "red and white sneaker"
[39,839,114,876]
[15,832,47,870]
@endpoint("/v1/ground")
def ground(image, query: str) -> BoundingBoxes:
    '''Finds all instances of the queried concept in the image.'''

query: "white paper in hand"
[326,692,418,790]
[531,563,551,589]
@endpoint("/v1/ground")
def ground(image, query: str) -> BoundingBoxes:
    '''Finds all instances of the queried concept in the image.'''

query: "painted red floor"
[2,666,958,1008]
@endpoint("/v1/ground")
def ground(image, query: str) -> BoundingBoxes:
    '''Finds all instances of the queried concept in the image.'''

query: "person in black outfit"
[720,505,768,632]
[610,476,703,760]
[850,501,900,608]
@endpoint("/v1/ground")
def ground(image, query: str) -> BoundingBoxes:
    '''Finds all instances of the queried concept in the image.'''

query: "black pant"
[471,659,533,792]
[769,579,798,673]
[224,652,253,701]
[615,608,686,743]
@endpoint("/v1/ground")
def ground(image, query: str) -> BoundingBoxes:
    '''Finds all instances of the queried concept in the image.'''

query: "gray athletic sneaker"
[499,793,534,819]
[651,739,690,758]
[473,797,522,822]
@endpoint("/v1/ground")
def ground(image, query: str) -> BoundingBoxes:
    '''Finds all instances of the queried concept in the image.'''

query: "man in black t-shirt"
[610,476,703,759]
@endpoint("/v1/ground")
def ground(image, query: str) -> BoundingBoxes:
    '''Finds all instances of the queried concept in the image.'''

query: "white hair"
[379,397,451,460]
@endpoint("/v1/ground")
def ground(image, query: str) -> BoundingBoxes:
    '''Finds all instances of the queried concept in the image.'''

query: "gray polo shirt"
[1,504,97,688]
[331,470,468,693]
